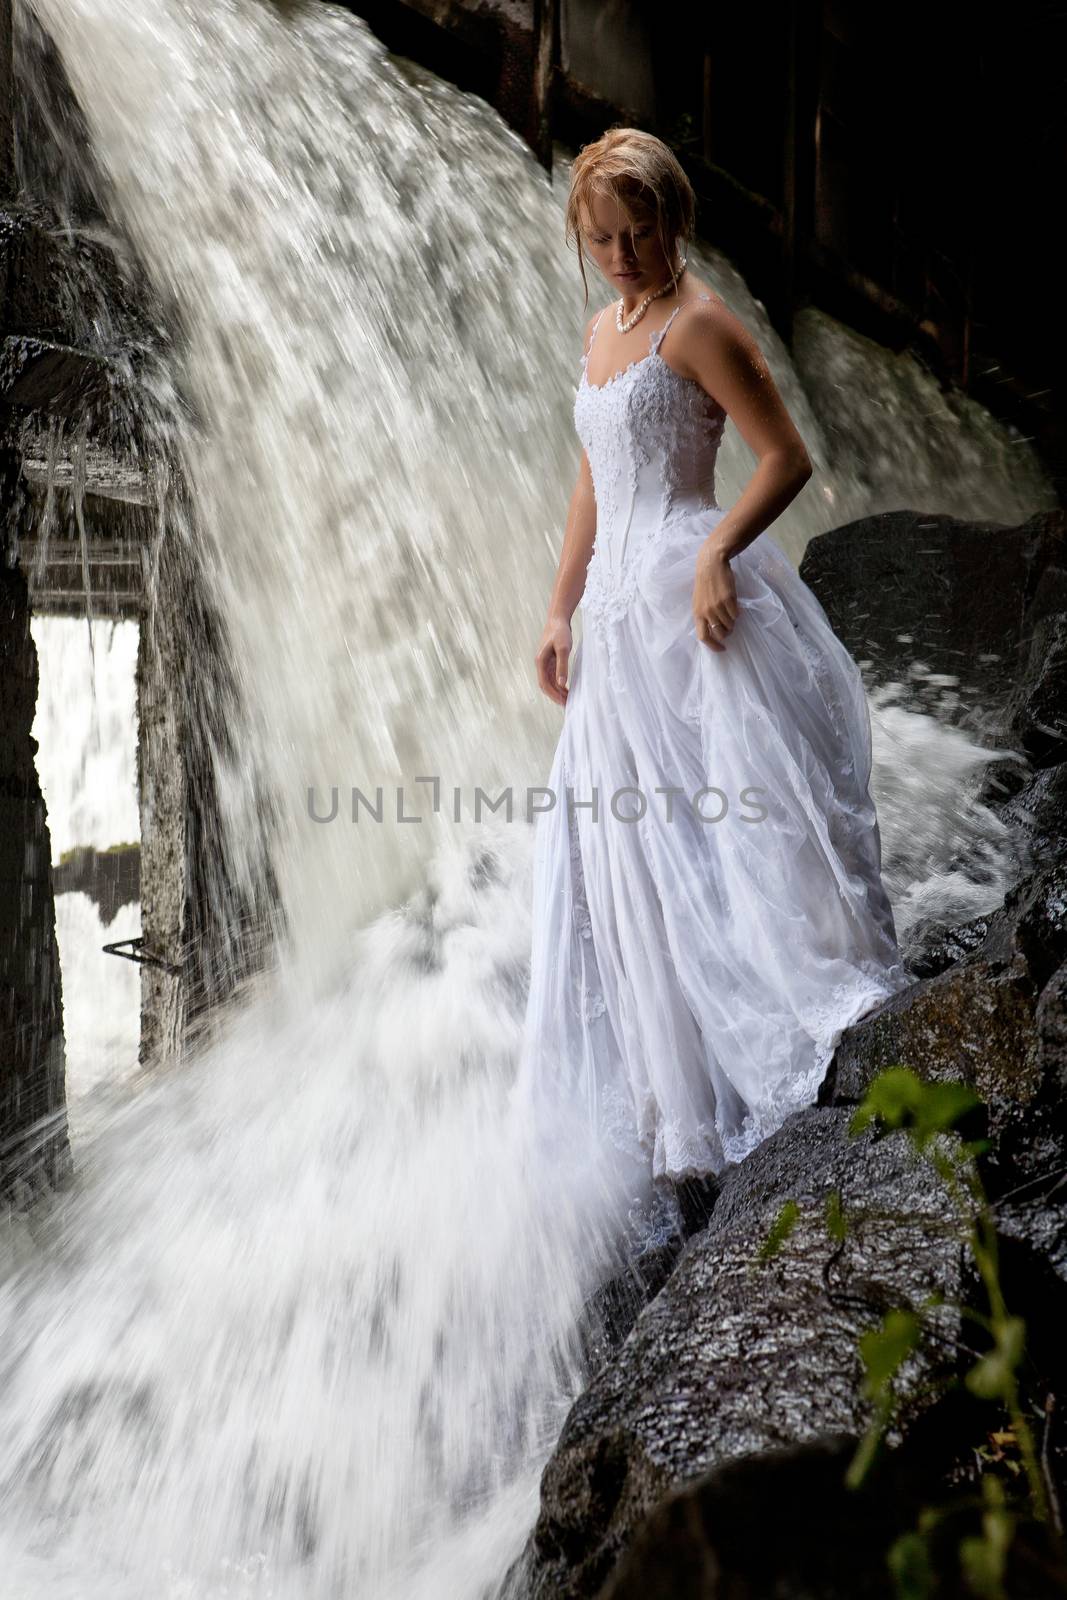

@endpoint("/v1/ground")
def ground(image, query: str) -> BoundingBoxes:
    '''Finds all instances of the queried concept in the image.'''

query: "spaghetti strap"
[581,306,609,367]
[649,300,686,354]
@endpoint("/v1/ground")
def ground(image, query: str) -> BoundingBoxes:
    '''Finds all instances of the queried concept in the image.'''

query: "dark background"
[345,0,1067,499]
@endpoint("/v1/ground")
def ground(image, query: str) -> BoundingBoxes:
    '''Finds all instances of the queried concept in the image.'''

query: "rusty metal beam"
[531,0,556,172]
[18,538,142,567]
[24,588,142,614]
[0,0,13,203]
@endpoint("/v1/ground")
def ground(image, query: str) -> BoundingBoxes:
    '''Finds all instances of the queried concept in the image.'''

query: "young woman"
[516,127,912,1197]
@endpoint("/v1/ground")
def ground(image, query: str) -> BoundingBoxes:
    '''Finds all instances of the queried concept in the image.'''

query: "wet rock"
[822,859,1067,1118]
[572,1239,684,1396]
[597,1434,923,1600]
[986,955,1067,1285]
[0,203,72,341]
[996,760,1067,871]
[901,907,992,981]
[598,1428,1067,1600]
[799,509,1066,735]
[518,1109,962,1600]
[821,856,1067,1312]
[572,1173,726,1377]
[1005,611,1067,769]
[0,333,112,414]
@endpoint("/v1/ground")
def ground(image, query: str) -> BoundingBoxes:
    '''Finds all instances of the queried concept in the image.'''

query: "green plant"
[755,1065,1062,1598]
[755,1197,799,1265]
[847,1069,1046,1523]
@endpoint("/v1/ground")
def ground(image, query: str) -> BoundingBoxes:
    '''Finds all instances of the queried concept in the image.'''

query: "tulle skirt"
[514,509,913,1188]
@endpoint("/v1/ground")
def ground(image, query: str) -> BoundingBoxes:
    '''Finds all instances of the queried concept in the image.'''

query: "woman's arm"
[683,300,813,652]
[535,311,602,706]
[535,447,597,706]
[544,445,597,629]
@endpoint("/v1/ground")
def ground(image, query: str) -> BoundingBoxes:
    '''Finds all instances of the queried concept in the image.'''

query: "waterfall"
[12,0,1052,974]
[1,1,1051,1596]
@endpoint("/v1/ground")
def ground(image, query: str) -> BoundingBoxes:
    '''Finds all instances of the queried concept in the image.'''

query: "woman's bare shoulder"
[682,277,728,315]
[580,302,615,357]
[664,283,765,387]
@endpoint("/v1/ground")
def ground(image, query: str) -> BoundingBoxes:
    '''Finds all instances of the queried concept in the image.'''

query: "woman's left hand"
[692,540,738,652]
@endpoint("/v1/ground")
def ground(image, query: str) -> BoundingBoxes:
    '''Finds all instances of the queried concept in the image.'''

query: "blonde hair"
[565,126,697,309]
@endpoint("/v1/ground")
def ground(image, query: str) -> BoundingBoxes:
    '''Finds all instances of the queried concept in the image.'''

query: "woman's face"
[579,191,676,292]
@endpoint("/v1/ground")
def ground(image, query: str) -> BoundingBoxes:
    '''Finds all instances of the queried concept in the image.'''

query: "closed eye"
[589,228,653,245]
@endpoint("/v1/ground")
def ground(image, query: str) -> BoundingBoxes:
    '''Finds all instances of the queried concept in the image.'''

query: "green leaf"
[959,1481,1013,1600]
[965,1317,1027,1401]
[959,1534,1004,1600]
[850,1065,924,1137]
[757,1198,800,1264]
[850,1067,981,1151]
[859,1309,922,1399]
[888,1529,936,1599]
[915,1082,983,1143]
[845,1411,887,1490]
[825,1188,848,1241]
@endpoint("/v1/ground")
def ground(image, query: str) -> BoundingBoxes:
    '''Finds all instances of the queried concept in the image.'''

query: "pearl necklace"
[615,267,683,333]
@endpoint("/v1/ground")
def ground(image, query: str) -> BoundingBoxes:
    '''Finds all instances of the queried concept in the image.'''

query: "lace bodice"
[574,293,726,633]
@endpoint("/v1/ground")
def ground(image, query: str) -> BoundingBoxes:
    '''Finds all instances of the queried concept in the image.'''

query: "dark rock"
[1005,611,1067,768]
[519,1109,963,1599]
[978,859,1067,993]
[573,1175,726,1382]
[673,1170,725,1238]
[987,956,1067,1285]
[0,333,112,415]
[901,907,992,981]
[574,1239,685,1382]
[799,508,1066,756]
[0,204,72,342]
[598,1434,922,1600]
[599,1429,1067,1600]
[820,857,1067,1317]
[996,760,1067,871]
[822,859,1067,1116]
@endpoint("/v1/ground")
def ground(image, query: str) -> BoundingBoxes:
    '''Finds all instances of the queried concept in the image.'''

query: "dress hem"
[636,970,912,1185]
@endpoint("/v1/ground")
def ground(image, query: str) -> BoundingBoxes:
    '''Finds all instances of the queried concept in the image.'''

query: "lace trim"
[576,959,913,1183]
[582,548,642,627]
[578,292,713,387]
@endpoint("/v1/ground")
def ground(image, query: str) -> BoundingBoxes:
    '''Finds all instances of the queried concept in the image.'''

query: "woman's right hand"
[535,615,573,708]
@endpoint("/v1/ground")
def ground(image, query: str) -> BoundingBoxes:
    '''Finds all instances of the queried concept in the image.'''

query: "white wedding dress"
[514,293,912,1194]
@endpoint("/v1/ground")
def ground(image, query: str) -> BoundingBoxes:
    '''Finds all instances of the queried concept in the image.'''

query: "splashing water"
[13,0,1050,978]
[1,1,1050,1596]
[0,827,641,1598]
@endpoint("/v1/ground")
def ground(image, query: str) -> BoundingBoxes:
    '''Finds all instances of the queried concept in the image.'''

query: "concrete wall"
[0,0,71,1201]
[0,442,71,1203]
[136,497,280,1069]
